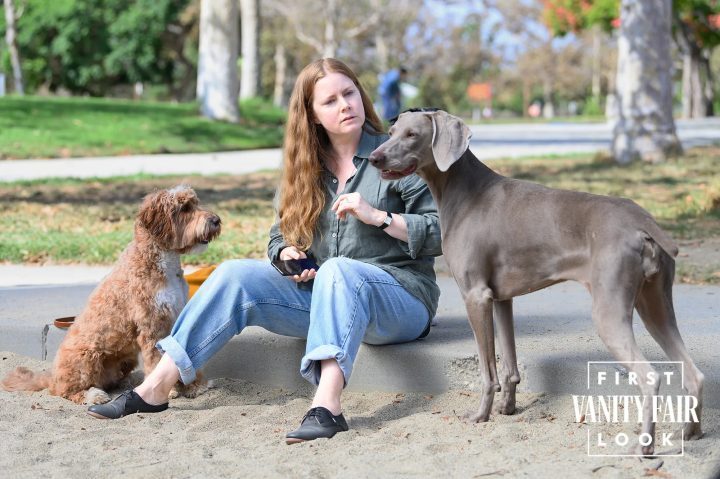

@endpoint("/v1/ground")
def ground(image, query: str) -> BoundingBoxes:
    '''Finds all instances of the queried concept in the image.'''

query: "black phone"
[271,256,320,276]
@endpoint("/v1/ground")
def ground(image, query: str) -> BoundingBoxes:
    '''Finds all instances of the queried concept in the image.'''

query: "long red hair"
[279,58,383,250]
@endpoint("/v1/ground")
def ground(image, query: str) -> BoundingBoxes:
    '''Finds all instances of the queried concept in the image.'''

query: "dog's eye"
[180,203,192,212]
[406,131,416,138]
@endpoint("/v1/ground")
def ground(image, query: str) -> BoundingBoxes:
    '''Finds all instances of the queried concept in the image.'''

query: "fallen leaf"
[643,469,672,478]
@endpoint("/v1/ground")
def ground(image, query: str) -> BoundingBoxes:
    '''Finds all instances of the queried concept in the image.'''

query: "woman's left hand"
[331,192,385,226]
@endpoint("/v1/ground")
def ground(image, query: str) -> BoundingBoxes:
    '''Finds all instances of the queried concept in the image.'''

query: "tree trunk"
[3,0,24,95]
[701,53,715,117]
[612,0,681,164]
[323,0,338,58]
[375,31,388,73]
[239,0,260,100]
[273,42,287,107]
[522,79,530,118]
[591,26,601,98]
[542,78,554,119]
[197,0,240,122]
[690,53,705,118]
[681,51,693,119]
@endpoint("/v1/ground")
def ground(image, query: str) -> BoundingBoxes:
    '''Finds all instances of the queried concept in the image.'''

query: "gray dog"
[368,110,703,456]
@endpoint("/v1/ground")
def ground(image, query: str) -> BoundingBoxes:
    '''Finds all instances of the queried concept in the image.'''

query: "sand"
[1,352,718,479]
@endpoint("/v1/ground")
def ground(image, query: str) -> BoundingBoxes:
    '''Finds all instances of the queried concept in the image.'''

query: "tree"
[0,0,195,97]
[239,0,260,99]
[3,0,23,95]
[543,0,720,119]
[265,0,379,58]
[106,0,193,99]
[197,0,239,122]
[674,0,720,118]
[612,0,681,164]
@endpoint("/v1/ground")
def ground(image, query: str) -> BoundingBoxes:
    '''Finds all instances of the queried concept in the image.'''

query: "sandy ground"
[1,353,719,479]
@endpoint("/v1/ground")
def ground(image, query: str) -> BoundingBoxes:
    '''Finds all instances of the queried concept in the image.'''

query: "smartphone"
[271,256,320,276]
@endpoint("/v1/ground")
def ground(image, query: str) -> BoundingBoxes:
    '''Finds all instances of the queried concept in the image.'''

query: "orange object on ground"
[184,265,217,299]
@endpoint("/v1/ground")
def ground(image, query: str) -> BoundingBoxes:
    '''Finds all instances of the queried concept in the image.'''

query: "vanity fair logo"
[572,361,700,457]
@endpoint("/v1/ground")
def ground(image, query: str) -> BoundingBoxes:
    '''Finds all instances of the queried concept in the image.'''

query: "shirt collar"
[355,127,386,160]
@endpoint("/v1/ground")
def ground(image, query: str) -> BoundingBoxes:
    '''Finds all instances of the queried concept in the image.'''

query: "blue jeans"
[157,257,431,386]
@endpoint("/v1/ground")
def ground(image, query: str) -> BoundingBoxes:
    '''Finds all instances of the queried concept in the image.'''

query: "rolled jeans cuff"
[300,345,350,387]
[156,335,197,385]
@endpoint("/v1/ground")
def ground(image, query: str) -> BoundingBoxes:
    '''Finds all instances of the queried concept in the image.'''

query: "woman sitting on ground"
[88,57,442,444]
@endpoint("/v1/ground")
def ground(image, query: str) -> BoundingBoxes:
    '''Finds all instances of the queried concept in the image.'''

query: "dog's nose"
[368,150,385,167]
[210,215,221,227]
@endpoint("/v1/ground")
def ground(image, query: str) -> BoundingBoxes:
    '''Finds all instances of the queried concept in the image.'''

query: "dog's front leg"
[493,299,520,415]
[462,286,500,423]
[137,331,164,377]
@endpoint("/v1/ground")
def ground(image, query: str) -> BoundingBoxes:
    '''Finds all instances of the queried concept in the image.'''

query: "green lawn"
[0,96,285,159]
[0,148,718,282]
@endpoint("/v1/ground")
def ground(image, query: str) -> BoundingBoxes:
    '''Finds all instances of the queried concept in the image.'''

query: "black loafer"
[286,406,349,444]
[87,390,168,419]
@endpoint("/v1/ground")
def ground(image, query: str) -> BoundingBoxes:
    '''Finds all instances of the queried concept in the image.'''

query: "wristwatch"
[378,212,393,230]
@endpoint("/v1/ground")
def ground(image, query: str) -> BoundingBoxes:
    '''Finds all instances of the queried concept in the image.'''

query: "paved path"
[1,273,718,406]
[2,119,720,181]
[468,117,720,160]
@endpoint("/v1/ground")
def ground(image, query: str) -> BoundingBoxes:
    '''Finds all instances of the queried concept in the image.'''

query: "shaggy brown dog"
[2,185,221,404]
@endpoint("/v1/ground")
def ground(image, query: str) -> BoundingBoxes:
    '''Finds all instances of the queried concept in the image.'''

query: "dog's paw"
[85,387,111,405]
[168,387,180,400]
[462,410,490,423]
[493,402,516,415]
[674,423,703,441]
[179,381,209,399]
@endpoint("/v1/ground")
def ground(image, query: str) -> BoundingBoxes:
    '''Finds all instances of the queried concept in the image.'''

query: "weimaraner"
[368,110,704,455]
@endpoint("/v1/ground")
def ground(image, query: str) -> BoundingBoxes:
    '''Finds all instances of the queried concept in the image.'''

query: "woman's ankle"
[310,400,341,416]
[134,383,171,405]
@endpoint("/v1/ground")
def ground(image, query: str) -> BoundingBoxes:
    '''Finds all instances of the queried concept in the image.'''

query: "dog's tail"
[641,221,679,259]
[1,367,51,392]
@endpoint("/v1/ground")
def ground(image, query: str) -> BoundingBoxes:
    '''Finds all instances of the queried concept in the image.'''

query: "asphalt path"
[2,118,719,181]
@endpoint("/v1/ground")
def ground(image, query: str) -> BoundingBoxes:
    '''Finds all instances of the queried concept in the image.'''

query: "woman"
[88,58,442,444]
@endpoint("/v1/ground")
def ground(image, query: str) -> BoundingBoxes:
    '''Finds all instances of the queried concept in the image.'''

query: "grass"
[0,172,280,265]
[0,147,718,282]
[0,96,286,159]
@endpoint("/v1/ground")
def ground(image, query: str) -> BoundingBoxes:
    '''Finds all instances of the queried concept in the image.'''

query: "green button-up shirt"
[267,128,442,316]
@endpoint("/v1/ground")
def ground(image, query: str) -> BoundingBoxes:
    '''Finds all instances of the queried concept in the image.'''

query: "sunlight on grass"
[0,96,285,159]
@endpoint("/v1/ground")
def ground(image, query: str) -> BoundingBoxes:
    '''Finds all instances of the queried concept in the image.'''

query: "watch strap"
[378,212,393,230]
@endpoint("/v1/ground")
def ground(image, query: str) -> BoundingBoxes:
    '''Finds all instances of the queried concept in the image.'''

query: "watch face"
[383,213,393,227]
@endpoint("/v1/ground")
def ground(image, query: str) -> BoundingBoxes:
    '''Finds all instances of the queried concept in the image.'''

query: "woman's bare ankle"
[311,400,341,416]
[134,383,171,405]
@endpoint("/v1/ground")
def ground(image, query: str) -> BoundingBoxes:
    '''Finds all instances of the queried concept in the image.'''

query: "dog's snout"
[368,149,385,167]
[209,215,221,227]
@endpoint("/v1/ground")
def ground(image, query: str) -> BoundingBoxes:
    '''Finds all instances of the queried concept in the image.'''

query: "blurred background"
[1,0,718,130]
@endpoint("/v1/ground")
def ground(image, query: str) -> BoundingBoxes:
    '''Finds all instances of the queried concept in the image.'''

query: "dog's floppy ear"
[428,111,472,172]
[137,190,174,241]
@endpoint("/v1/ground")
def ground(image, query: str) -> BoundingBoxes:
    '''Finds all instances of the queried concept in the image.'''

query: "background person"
[378,66,407,122]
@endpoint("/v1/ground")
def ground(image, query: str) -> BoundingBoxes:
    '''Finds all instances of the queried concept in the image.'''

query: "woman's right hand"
[279,246,317,283]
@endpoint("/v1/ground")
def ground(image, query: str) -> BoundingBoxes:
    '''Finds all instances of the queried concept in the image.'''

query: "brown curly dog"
[2,185,221,404]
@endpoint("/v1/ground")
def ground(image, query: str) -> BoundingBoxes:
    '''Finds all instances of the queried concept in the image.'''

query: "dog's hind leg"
[462,285,501,423]
[50,346,107,404]
[635,253,704,441]
[493,299,520,415]
[590,257,659,456]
